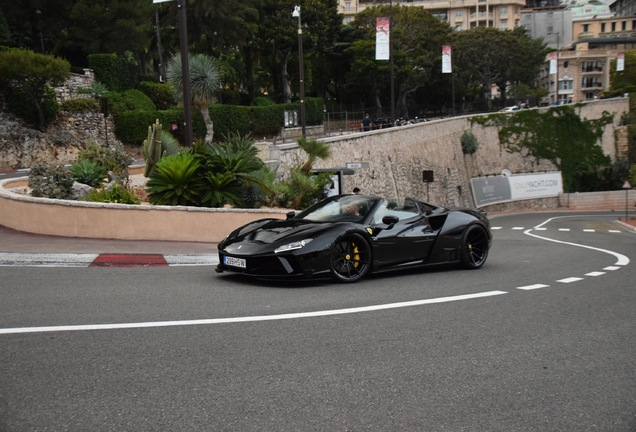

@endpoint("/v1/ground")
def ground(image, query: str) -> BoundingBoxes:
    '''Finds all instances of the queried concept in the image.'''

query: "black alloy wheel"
[459,225,489,269]
[330,233,372,283]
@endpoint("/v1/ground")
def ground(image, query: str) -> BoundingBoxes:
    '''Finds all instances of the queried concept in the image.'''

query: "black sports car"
[216,194,492,283]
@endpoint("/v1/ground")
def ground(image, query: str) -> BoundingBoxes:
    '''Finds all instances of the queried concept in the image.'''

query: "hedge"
[88,53,138,92]
[114,108,205,145]
[137,81,176,110]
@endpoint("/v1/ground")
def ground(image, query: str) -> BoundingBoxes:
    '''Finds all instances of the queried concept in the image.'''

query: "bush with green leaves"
[77,142,133,180]
[84,182,140,205]
[138,81,176,110]
[28,163,74,199]
[71,159,106,187]
[60,98,100,113]
[461,131,479,155]
[103,89,156,117]
[251,97,276,106]
[146,152,203,206]
[88,53,138,92]
[7,84,59,128]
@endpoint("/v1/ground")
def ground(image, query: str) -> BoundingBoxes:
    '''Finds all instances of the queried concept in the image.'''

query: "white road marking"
[164,254,219,266]
[608,230,621,233]
[557,277,584,283]
[517,284,549,290]
[512,227,525,230]
[604,266,620,271]
[0,290,508,335]
[585,272,605,276]
[491,227,502,230]
[534,227,547,231]
[583,229,595,232]
[559,228,570,231]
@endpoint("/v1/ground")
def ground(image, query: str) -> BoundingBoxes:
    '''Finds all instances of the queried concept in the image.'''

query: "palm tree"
[297,136,332,174]
[167,53,222,143]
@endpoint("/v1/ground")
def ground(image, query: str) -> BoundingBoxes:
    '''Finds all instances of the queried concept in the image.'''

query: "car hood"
[223,219,336,252]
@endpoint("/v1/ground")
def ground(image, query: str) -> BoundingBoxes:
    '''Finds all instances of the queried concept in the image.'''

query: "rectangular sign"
[470,172,563,207]
[617,52,625,71]
[442,45,452,74]
[153,0,174,3]
[376,17,390,61]
[549,52,557,74]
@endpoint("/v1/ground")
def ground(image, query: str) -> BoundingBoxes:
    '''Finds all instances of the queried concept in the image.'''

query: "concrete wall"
[0,178,287,243]
[259,98,629,209]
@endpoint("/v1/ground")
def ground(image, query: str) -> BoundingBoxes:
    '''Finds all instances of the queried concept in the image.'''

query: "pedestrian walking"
[361,114,373,132]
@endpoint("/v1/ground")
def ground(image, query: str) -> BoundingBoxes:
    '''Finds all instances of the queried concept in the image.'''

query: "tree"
[478,106,614,192]
[168,53,222,143]
[0,48,70,131]
[609,50,636,94]
[347,5,452,118]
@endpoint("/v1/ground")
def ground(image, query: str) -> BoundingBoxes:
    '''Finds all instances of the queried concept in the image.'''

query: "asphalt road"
[0,212,634,431]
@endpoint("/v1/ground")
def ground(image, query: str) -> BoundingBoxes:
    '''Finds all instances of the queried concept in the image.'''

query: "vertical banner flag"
[617,52,625,71]
[376,17,390,60]
[442,45,452,73]
[549,52,557,74]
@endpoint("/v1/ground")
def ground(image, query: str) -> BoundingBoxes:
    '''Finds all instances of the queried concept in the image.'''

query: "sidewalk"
[0,225,219,267]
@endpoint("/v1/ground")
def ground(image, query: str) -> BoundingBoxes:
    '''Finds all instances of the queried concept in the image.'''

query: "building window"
[612,22,616,32]
[583,24,589,32]
[559,80,573,90]
[547,11,553,17]
[515,7,519,14]
[455,25,463,31]
[344,16,352,24]
[633,20,636,30]
[500,21,507,28]
[547,25,553,33]
[585,92,594,100]
[500,7,507,14]
[601,23,606,32]
[622,21,627,31]
[344,1,351,11]
[455,10,463,17]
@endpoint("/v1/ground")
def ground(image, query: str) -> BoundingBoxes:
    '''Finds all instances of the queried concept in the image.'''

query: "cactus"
[142,119,165,177]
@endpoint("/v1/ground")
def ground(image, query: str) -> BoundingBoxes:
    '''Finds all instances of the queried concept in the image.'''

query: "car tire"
[459,225,489,269]
[330,233,371,283]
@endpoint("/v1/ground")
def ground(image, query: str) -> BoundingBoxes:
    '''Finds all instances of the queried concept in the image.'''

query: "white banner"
[617,52,625,71]
[442,45,452,74]
[471,172,563,207]
[376,17,390,61]
[549,52,557,74]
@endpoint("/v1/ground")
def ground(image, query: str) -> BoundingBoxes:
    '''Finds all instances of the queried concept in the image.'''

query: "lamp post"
[292,6,306,137]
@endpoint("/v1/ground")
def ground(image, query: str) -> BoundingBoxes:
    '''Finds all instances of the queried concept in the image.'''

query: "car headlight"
[274,239,313,253]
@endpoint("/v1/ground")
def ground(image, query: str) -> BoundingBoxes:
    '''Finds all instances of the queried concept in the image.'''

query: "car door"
[371,199,437,266]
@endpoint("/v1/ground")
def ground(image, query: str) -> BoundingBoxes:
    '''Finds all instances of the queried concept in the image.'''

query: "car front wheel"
[330,233,371,283]
[460,225,489,269]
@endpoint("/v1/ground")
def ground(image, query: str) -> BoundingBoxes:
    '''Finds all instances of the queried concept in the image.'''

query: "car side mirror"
[382,215,399,229]
[286,211,296,220]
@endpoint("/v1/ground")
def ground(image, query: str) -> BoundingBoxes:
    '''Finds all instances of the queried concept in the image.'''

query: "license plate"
[224,256,246,268]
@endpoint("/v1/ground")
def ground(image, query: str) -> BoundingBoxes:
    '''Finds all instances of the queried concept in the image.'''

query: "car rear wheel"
[460,225,489,269]
[330,233,371,283]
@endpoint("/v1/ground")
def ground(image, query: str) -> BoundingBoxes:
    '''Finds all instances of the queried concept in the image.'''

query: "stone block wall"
[53,69,96,103]
[264,98,629,209]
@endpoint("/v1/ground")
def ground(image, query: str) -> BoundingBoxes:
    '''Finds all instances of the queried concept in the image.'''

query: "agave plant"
[71,159,106,187]
[200,171,244,208]
[146,153,202,206]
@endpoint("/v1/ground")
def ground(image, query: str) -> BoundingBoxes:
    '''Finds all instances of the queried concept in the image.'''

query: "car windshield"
[296,195,380,223]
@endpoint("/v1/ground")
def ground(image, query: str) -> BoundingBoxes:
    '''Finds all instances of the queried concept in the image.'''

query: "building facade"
[338,0,525,30]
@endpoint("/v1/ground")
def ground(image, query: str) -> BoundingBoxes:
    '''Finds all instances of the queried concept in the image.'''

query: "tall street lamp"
[292,6,306,137]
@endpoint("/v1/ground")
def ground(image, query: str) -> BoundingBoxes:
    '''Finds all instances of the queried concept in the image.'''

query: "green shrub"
[84,182,140,204]
[60,98,100,113]
[138,81,176,110]
[77,142,133,180]
[28,163,74,199]
[7,84,59,127]
[71,159,106,187]
[461,130,479,155]
[146,152,202,206]
[251,96,276,106]
[114,108,205,145]
[103,89,156,116]
[88,53,138,92]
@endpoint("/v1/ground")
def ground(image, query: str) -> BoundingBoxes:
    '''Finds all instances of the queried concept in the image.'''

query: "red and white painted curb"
[0,253,219,267]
